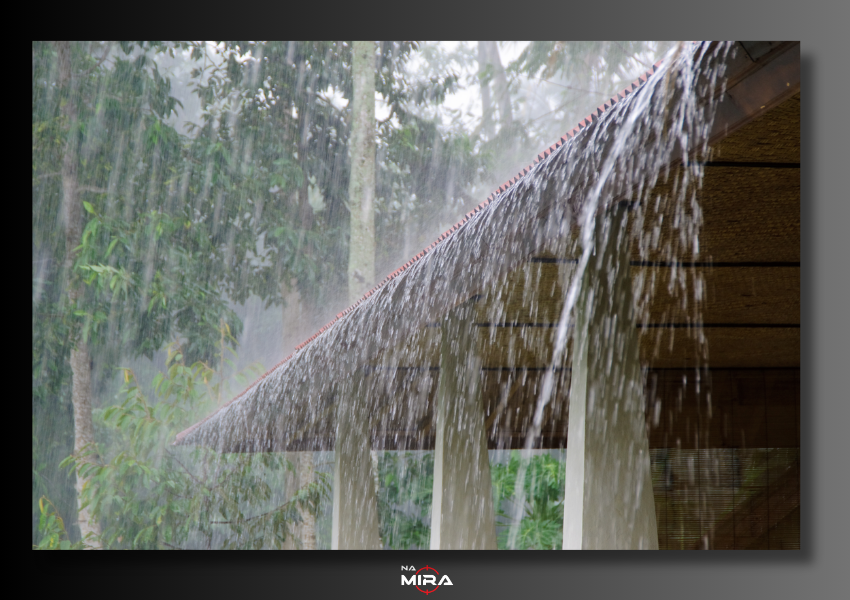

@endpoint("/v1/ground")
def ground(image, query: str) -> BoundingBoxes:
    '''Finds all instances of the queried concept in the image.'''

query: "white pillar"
[430,301,498,550]
[563,204,658,550]
[332,374,382,549]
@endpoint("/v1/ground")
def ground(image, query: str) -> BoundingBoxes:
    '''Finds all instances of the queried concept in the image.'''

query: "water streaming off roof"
[33,41,799,550]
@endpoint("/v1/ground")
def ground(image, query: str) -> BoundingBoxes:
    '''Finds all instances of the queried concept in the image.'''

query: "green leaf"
[83,201,95,214]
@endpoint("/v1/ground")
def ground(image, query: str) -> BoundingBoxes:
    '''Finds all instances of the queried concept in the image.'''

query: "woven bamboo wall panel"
[371,313,799,371]
[473,262,801,327]
[372,263,799,371]
[652,448,800,549]
[709,93,800,164]
[634,167,799,263]
[640,325,799,368]
[646,369,800,450]
[357,367,800,452]
[635,265,799,325]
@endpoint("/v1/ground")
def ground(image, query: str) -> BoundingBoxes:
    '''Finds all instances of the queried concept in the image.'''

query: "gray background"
[40,2,846,599]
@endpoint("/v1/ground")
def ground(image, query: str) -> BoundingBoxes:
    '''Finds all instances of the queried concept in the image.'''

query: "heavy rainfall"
[33,41,800,550]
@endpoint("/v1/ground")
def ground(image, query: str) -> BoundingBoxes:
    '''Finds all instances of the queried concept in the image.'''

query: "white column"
[563,204,658,550]
[430,300,498,550]
[332,373,382,549]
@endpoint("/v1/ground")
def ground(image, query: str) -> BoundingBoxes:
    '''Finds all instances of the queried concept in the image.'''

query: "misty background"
[32,41,675,547]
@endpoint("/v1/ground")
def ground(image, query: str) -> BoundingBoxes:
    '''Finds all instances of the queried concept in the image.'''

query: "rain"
[32,41,800,550]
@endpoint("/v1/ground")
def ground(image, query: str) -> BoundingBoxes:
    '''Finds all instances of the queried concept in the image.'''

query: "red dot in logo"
[415,565,441,595]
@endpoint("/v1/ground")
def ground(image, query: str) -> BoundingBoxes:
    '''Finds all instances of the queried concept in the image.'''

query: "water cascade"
[172,41,800,550]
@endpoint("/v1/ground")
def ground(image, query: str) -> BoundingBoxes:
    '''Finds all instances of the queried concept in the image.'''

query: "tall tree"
[477,42,495,139]
[33,41,486,547]
[55,41,102,548]
[347,41,377,304]
[346,40,381,548]
[479,41,512,133]
[33,41,241,544]
[153,41,447,548]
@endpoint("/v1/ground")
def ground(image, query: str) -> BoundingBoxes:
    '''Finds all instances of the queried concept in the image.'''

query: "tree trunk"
[482,42,513,133]
[296,452,317,550]
[280,282,317,549]
[341,40,382,549]
[56,40,102,548]
[477,42,495,139]
[347,40,377,304]
[280,452,317,550]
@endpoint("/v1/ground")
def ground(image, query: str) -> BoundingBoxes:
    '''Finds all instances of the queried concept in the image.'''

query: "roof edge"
[174,49,673,446]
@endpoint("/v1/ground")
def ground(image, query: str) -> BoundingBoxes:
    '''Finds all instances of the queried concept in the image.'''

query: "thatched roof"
[175,41,800,454]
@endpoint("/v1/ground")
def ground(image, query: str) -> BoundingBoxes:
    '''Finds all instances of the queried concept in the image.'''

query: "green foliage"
[34,496,86,550]
[32,41,213,541]
[182,41,485,306]
[491,452,566,550]
[39,340,330,549]
[376,452,434,549]
[72,201,244,364]
[374,450,567,550]
[32,40,474,546]
[33,41,668,548]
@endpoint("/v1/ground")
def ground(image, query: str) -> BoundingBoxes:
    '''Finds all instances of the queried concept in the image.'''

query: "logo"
[401,565,453,594]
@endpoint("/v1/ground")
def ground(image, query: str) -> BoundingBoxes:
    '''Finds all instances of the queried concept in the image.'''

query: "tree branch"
[166,450,207,490]
[78,185,108,194]
[78,42,114,78]
[208,479,327,525]
[209,498,297,525]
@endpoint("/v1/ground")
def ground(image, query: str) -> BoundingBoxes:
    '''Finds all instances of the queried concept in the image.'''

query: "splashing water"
[175,42,736,549]
[503,42,733,548]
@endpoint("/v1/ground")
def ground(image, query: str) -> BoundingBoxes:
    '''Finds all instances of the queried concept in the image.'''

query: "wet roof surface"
[175,42,801,449]
[212,62,665,408]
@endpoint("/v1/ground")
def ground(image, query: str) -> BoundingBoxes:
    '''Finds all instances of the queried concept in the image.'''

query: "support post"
[563,204,658,549]
[332,373,382,549]
[430,300,498,550]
